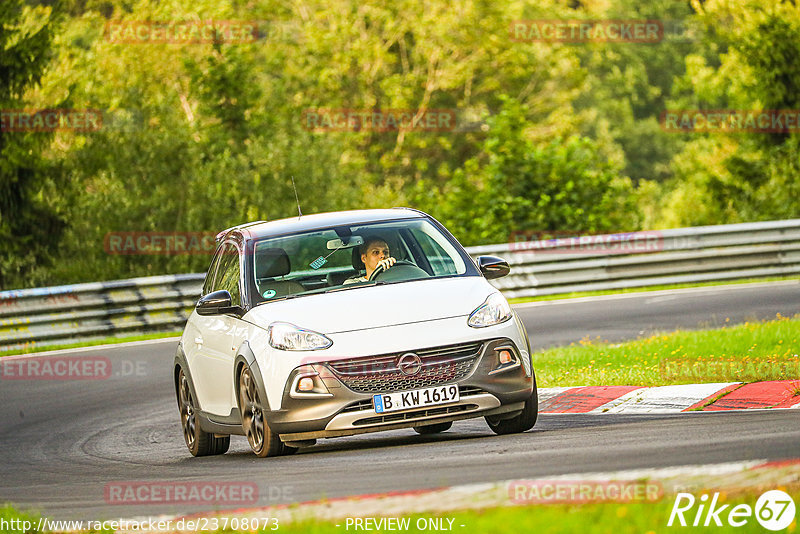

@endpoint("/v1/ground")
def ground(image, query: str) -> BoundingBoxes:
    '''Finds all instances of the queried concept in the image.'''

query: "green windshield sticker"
[262,289,277,299]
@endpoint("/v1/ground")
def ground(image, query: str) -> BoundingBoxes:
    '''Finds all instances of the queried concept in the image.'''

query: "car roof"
[224,208,428,241]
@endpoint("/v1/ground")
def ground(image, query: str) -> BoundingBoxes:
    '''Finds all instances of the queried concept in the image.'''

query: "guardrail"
[2,219,799,352]
[475,219,800,298]
[0,274,204,353]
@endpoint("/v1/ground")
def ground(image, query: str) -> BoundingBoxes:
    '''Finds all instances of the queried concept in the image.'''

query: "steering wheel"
[368,259,430,282]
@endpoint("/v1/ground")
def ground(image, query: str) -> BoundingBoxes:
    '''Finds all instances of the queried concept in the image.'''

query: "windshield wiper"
[254,294,301,306]
[324,281,385,293]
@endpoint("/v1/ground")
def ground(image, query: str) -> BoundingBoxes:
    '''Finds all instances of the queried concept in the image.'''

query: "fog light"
[490,347,520,376]
[290,365,333,398]
[297,377,315,392]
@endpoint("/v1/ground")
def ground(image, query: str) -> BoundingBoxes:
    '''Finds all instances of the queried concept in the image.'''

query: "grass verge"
[507,275,800,304]
[533,314,800,387]
[277,492,800,534]
[5,486,798,533]
[0,331,180,357]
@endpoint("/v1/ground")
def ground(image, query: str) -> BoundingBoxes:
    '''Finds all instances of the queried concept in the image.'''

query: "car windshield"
[250,218,469,305]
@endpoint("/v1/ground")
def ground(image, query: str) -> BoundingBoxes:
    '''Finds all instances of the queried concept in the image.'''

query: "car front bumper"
[267,337,535,441]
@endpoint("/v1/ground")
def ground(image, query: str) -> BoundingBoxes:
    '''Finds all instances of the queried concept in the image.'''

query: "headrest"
[256,247,291,278]
[352,246,365,271]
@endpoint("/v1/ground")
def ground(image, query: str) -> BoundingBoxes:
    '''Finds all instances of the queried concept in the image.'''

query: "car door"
[183,244,223,409]
[190,241,243,417]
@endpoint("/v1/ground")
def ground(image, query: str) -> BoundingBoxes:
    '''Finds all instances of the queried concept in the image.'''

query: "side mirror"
[477,256,510,280]
[196,290,241,316]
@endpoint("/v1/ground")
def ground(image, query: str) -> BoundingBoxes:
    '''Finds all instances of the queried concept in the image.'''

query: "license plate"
[373,385,460,414]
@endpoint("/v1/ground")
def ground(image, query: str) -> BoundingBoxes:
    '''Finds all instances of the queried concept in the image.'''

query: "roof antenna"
[290,175,302,218]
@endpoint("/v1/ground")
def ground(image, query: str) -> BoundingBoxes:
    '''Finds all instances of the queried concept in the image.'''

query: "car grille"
[326,341,483,393]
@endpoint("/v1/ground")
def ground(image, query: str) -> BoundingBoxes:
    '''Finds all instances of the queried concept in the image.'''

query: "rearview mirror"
[326,236,364,250]
[477,256,511,280]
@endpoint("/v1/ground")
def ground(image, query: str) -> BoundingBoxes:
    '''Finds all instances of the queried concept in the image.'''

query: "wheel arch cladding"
[233,341,273,413]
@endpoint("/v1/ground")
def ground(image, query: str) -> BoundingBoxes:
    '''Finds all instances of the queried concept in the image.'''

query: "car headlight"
[268,322,333,351]
[468,293,513,328]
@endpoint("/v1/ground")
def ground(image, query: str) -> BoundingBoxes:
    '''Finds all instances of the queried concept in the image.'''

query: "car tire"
[238,366,297,458]
[178,368,230,456]
[413,421,453,434]
[486,386,538,435]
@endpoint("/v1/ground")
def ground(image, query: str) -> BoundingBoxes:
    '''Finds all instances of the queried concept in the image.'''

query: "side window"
[202,245,225,296]
[213,243,242,307]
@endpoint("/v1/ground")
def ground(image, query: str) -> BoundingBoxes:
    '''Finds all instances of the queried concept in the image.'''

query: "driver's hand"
[377,257,396,271]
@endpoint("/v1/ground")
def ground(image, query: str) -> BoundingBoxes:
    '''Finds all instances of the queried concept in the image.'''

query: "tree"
[657,0,800,227]
[0,1,62,288]
[417,97,641,244]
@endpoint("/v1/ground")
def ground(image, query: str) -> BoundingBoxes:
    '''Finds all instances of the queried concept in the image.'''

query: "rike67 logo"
[668,490,796,530]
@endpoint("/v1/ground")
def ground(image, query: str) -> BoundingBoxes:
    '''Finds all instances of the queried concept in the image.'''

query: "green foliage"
[572,0,698,184]
[0,0,798,289]
[656,0,800,227]
[28,2,357,284]
[418,97,640,244]
[0,504,39,533]
[0,1,63,288]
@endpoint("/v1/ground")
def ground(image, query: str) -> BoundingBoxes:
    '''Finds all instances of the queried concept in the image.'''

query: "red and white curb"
[538,380,800,413]
[109,459,800,533]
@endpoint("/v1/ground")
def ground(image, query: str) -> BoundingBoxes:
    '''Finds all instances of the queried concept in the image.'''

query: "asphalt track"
[1,281,799,521]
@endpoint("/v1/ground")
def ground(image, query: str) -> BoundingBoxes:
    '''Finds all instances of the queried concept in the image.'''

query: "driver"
[344,236,396,284]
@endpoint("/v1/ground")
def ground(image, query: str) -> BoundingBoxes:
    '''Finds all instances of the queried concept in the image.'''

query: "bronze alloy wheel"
[179,370,197,450]
[238,365,295,457]
[177,368,229,456]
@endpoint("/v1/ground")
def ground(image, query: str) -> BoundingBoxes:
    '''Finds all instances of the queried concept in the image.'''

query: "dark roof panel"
[226,208,427,240]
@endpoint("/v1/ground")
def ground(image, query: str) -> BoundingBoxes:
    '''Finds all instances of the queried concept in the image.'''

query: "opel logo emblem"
[397,353,423,376]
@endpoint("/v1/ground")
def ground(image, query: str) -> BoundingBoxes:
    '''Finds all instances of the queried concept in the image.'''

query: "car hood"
[244,276,496,334]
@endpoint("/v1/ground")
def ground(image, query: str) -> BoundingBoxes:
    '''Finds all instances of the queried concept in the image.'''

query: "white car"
[175,208,537,457]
